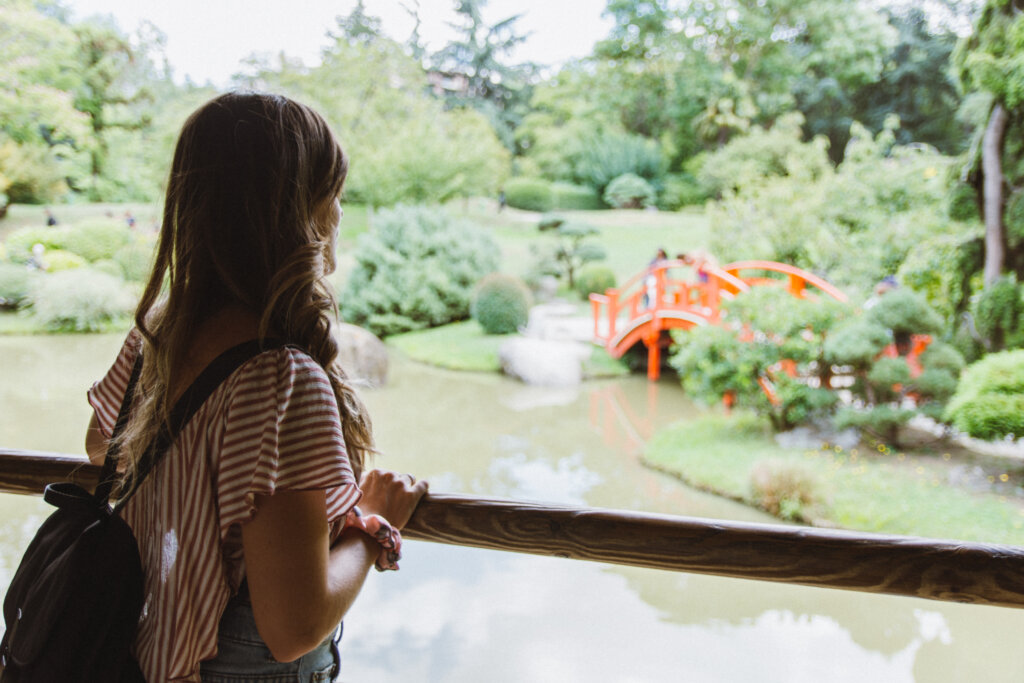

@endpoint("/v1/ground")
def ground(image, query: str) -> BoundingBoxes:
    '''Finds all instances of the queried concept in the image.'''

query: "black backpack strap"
[110,338,288,514]
[95,354,144,504]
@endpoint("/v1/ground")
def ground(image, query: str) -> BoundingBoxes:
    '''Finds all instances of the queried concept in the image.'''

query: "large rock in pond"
[334,322,388,386]
[499,337,591,387]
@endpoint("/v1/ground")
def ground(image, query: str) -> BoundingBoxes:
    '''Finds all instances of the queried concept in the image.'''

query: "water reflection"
[1,337,1023,681]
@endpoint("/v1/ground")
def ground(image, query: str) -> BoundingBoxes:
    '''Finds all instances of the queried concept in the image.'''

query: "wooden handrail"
[3,448,1024,609]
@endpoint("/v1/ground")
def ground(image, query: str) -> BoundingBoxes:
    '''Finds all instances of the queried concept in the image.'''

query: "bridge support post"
[645,333,661,380]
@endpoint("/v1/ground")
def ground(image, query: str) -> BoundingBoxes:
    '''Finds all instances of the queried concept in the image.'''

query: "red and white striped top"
[88,331,361,682]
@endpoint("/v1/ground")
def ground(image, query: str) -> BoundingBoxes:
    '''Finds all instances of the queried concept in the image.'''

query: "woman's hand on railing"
[358,468,429,530]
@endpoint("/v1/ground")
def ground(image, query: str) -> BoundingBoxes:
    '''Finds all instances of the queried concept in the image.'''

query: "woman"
[84,92,427,682]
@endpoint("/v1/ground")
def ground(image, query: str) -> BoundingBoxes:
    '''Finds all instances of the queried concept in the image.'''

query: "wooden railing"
[3,448,1024,609]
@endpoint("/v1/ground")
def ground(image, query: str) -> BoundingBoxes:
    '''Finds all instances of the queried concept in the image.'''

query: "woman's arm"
[85,413,108,465]
[241,469,427,662]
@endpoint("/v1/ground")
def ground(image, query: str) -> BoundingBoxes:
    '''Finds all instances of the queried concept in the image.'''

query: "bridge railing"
[2,448,1024,609]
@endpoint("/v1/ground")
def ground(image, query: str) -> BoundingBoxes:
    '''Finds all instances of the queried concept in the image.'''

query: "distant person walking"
[44,208,58,226]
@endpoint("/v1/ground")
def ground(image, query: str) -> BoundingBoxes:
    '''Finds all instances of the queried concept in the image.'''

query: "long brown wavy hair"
[117,91,372,483]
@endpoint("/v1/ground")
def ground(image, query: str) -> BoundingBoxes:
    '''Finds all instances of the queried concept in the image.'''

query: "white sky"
[63,0,614,86]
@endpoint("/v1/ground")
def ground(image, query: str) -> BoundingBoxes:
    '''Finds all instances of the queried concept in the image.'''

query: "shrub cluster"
[603,173,656,209]
[573,263,616,300]
[341,205,499,337]
[30,268,136,332]
[945,350,1024,440]
[471,273,532,334]
[505,177,553,212]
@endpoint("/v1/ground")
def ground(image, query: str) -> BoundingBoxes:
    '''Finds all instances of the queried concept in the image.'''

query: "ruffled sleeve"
[87,329,142,437]
[215,347,361,541]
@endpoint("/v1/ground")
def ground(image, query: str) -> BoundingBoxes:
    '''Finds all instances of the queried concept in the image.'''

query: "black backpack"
[0,340,284,682]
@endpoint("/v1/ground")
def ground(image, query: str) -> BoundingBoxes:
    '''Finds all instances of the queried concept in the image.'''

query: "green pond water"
[1,333,1023,682]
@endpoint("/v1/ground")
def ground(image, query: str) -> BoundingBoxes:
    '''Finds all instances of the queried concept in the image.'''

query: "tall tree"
[954,0,1024,286]
[430,0,537,150]
[71,16,155,199]
[845,4,965,156]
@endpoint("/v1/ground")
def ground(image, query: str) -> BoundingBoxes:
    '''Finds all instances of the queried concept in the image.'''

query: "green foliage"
[698,113,832,198]
[898,234,981,321]
[866,356,910,402]
[43,249,87,272]
[948,182,981,222]
[61,219,133,262]
[866,288,945,336]
[920,341,967,375]
[0,263,38,309]
[671,289,844,431]
[113,238,155,282]
[29,267,135,331]
[834,404,917,443]
[603,173,656,209]
[470,273,532,334]
[550,182,604,210]
[4,226,70,263]
[911,367,959,401]
[707,122,966,297]
[537,213,565,231]
[824,320,890,369]
[573,263,616,300]
[945,350,1024,439]
[571,132,665,194]
[972,275,1024,350]
[531,221,606,289]
[657,173,707,210]
[341,206,499,337]
[504,177,554,212]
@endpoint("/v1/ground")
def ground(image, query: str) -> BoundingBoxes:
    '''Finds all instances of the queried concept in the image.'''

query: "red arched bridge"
[590,258,848,380]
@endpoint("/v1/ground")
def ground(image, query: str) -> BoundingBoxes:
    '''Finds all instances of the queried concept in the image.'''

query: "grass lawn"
[387,318,629,377]
[0,203,161,241]
[446,200,712,284]
[644,410,1024,546]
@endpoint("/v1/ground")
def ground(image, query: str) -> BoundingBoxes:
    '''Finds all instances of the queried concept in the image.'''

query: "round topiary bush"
[471,273,532,334]
[4,226,70,263]
[30,268,136,332]
[574,263,616,300]
[945,350,1024,440]
[603,173,656,209]
[62,219,133,262]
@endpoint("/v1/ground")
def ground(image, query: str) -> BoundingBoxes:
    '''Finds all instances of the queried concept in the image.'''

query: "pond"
[1,334,1023,682]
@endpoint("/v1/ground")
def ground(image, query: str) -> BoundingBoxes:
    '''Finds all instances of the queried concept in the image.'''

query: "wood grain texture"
[3,449,1024,608]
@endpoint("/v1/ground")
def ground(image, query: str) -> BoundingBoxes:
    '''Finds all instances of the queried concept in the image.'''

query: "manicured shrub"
[4,226,70,263]
[341,205,499,337]
[657,173,707,210]
[504,177,554,212]
[603,173,656,209]
[61,218,133,262]
[43,249,87,272]
[471,273,532,334]
[749,459,820,521]
[574,263,616,300]
[920,341,966,375]
[113,239,156,282]
[945,350,1024,439]
[0,263,38,309]
[551,182,604,210]
[972,275,1024,350]
[866,288,944,338]
[30,268,136,332]
[537,214,565,231]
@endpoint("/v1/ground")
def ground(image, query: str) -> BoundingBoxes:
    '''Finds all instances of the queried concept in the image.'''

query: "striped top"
[88,331,361,682]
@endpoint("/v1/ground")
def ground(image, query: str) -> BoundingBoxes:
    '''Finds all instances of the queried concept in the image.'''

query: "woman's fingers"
[358,468,428,529]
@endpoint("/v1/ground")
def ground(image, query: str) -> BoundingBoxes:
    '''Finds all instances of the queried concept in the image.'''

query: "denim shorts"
[199,582,342,683]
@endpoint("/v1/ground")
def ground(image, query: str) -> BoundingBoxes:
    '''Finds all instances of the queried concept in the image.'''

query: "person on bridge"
[84,92,428,682]
[643,248,669,308]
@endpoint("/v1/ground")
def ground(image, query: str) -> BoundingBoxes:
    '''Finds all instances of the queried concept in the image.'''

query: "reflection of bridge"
[590,258,848,380]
